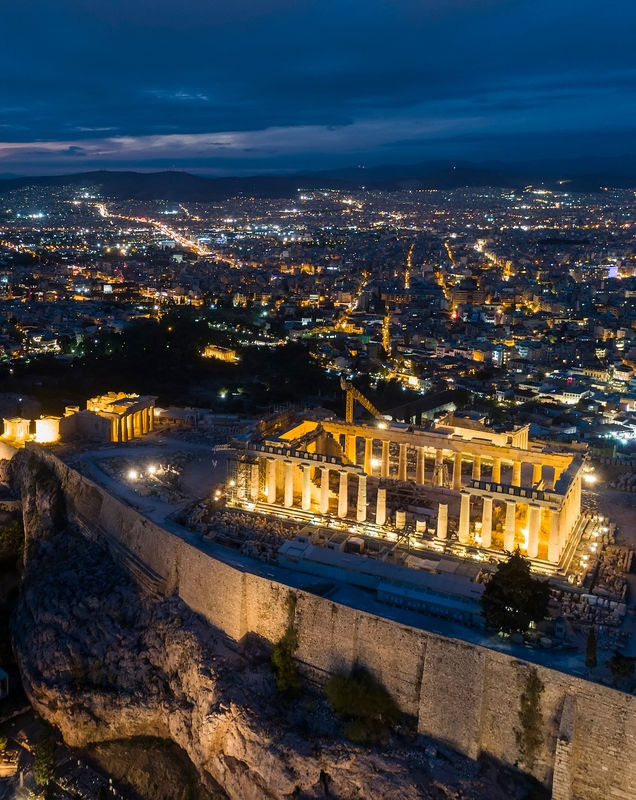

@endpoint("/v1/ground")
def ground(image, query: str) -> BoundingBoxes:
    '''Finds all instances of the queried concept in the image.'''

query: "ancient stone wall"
[20,447,636,800]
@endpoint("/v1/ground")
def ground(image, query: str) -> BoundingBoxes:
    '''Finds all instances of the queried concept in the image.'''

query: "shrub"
[271,628,301,697]
[0,520,23,561]
[325,667,400,745]
[33,733,55,787]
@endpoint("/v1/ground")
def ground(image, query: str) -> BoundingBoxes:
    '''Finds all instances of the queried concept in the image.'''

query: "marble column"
[267,458,277,504]
[434,449,444,487]
[319,467,330,514]
[364,438,373,475]
[458,491,471,543]
[381,440,390,478]
[436,503,448,540]
[338,471,348,518]
[472,455,482,481]
[356,474,367,522]
[302,464,312,511]
[532,463,542,486]
[416,447,425,484]
[492,457,501,484]
[250,462,259,501]
[284,460,294,507]
[512,460,522,487]
[548,508,560,564]
[527,503,541,559]
[119,416,127,442]
[504,499,516,551]
[398,443,407,481]
[126,414,133,440]
[481,496,493,548]
[346,435,356,464]
[452,452,463,490]
[141,409,148,434]
[376,487,386,526]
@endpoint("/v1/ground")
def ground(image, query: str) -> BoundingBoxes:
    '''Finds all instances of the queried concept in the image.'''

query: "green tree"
[585,628,597,669]
[481,549,549,634]
[33,733,55,787]
[0,735,7,752]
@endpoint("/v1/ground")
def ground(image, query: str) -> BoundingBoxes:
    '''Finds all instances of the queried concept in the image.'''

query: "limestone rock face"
[13,524,437,800]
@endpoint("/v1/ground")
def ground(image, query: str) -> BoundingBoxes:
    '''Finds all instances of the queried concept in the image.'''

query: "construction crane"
[340,377,385,424]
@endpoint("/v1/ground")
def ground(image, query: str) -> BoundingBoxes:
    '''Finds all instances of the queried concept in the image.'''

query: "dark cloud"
[1,0,634,173]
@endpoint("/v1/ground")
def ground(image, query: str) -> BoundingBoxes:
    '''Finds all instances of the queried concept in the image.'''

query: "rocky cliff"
[10,451,544,800]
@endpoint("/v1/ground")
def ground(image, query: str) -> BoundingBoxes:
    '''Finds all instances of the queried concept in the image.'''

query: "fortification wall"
[25,448,636,800]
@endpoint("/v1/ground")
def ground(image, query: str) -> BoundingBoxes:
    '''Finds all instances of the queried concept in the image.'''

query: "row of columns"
[454,490,562,563]
[343,434,544,490]
[264,457,388,525]
[116,406,154,442]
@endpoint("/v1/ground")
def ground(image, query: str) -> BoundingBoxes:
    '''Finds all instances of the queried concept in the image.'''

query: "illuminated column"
[452,452,463,490]
[436,503,448,540]
[398,443,407,481]
[512,460,522,487]
[492,457,501,484]
[119,417,127,442]
[504,500,516,551]
[481,496,493,548]
[249,462,259,502]
[381,440,390,477]
[364,438,373,475]
[416,447,425,484]
[527,503,541,559]
[301,464,311,511]
[267,458,277,504]
[458,491,471,544]
[141,409,148,434]
[548,508,560,564]
[472,455,481,481]
[320,467,330,514]
[532,463,542,486]
[149,407,155,431]
[127,414,133,440]
[284,460,294,507]
[338,471,348,518]
[376,487,386,526]
[346,435,356,464]
[356,474,367,522]
[434,450,444,487]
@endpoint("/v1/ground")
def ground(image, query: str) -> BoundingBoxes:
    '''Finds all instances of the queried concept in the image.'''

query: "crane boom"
[340,377,384,423]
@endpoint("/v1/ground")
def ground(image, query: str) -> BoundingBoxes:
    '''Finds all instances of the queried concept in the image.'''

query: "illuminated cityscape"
[1,1,635,799]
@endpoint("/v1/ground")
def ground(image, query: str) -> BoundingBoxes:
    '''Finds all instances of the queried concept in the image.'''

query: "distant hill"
[0,156,634,201]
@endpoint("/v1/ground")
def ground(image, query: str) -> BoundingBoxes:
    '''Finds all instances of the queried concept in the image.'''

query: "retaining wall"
[25,447,636,800]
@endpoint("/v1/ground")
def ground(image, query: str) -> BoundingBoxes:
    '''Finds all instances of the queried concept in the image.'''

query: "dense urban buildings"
[1,174,635,800]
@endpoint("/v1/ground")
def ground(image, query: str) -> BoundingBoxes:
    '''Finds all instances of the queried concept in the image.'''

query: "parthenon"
[228,410,585,568]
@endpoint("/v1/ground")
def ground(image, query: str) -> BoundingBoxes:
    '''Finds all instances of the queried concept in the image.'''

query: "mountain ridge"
[1,156,634,201]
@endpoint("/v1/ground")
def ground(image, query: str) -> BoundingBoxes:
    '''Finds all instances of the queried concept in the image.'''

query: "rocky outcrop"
[10,451,544,800]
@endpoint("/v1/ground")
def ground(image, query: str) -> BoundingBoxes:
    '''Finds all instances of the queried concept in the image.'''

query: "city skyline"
[2,0,635,175]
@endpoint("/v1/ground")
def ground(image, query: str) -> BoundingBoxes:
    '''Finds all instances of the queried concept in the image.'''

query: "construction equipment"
[340,377,385,424]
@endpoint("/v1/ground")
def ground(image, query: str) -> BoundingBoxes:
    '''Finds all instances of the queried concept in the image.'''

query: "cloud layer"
[1,0,634,174]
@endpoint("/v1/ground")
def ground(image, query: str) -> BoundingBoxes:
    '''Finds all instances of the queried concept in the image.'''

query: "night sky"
[1,0,634,175]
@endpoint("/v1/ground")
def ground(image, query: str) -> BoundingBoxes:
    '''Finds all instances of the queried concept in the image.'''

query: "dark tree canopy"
[481,549,550,634]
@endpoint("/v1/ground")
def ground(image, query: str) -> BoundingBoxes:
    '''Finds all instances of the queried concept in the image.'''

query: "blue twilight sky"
[1,0,634,175]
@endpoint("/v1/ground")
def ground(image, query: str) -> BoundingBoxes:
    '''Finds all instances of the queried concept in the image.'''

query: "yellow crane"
[340,377,384,423]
